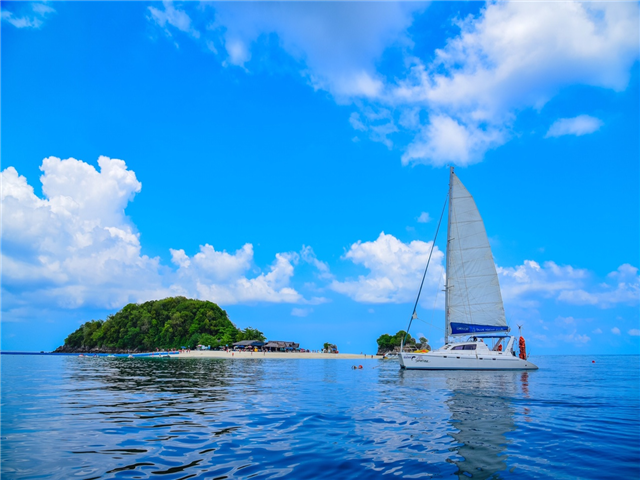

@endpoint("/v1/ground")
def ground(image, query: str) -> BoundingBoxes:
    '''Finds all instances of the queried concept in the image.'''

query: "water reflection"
[6,355,636,480]
[64,356,236,394]
[445,373,518,480]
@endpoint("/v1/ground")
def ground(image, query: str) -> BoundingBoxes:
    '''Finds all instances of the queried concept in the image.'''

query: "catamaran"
[399,167,537,371]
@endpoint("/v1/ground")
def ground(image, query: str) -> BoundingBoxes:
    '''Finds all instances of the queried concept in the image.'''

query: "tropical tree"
[376,330,416,352]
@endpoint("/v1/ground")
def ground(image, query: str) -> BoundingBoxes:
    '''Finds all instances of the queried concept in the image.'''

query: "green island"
[55,297,265,353]
[376,330,430,354]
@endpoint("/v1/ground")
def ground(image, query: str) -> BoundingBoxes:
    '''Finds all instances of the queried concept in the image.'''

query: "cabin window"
[451,344,476,351]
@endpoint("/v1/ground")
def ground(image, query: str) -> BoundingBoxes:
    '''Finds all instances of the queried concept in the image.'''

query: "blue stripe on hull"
[450,323,509,335]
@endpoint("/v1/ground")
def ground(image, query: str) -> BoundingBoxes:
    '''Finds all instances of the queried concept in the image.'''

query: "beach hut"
[232,340,265,351]
[263,341,300,352]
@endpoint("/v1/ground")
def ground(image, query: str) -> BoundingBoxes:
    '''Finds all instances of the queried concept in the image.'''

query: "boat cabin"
[440,342,490,353]
[437,336,517,356]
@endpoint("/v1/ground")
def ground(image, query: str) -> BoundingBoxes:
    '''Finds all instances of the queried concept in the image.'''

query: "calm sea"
[1,354,638,480]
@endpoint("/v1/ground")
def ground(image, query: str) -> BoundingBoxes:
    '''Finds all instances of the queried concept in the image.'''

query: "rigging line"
[415,317,445,333]
[403,193,448,346]
[429,270,445,328]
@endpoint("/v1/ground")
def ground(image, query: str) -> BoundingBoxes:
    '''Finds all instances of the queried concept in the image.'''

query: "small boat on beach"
[400,168,537,371]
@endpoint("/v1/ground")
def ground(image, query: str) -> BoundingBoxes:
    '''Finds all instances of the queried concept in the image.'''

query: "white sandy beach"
[170,351,381,360]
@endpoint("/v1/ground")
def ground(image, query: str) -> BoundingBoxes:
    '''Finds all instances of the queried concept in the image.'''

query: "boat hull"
[399,352,538,370]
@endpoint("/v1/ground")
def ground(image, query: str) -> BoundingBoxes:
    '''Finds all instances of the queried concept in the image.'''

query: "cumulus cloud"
[498,260,587,304]
[1,2,55,29]
[329,232,444,304]
[611,327,621,335]
[545,115,604,138]
[1,157,309,314]
[557,264,639,308]
[497,260,639,309]
[171,247,303,305]
[1,157,166,310]
[629,329,640,336]
[401,115,504,167]
[326,234,639,312]
[394,2,638,165]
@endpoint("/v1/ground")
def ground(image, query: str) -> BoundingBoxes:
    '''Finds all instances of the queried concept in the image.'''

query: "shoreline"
[171,351,381,360]
[0,351,382,360]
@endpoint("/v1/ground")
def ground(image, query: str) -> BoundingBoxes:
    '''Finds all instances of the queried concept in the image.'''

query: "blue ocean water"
[1,355,638,480]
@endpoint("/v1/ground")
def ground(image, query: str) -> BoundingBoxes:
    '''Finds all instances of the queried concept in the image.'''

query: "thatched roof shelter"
[232,340,265,348]
[264,341,299,351]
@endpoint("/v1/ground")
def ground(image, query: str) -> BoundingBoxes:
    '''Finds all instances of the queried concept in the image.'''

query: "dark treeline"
[55,297,265,353]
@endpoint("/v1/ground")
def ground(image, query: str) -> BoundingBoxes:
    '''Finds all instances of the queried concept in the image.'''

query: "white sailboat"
[399,167,537,371]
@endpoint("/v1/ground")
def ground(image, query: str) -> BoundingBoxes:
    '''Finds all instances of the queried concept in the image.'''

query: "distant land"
[54,297,265,354]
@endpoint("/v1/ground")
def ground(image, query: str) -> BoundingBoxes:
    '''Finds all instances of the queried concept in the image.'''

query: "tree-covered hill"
[376,330,417,354]
[55,297,265,353]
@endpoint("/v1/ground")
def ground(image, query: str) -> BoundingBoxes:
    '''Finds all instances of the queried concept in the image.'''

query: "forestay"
[446,172,508,336]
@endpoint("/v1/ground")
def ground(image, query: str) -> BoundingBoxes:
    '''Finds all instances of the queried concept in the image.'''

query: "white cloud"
[394,2,639,165]
[349,107,398,149]
[172,244,253,284]
[1,2,55,29]
[592,328,602,334]
[172,247,303,305]
[330,232,444,304]
[146,1,419,99]
[545,115,603,138]
[559,331,591,346]
[300,245,333,280]
[498,260,587,304]
[145,2,639,165]
[557,264,639,308]
[611,327,621,335]
[498,260,639,309]
[327,234,638,312]
[629,329,640,336]
[417,212,431,223]
[291,308,312,318]
[148,1,200,40]
[208,2,419,99]
[1,157,165,310]
[1,157,309,313]
[401,115,504,167]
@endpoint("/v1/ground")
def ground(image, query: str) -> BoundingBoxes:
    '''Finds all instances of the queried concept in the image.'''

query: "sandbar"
[170,351,381,360]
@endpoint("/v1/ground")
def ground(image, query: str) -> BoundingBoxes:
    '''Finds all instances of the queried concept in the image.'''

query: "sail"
[446,171,508,336]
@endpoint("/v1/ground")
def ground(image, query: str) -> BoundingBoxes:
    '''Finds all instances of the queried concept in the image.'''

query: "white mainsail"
[445,168,508,337]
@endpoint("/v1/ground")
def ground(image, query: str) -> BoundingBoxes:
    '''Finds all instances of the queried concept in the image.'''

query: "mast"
[445,166,454,344]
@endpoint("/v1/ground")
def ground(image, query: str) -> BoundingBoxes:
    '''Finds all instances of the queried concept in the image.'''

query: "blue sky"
[2,1,639,355]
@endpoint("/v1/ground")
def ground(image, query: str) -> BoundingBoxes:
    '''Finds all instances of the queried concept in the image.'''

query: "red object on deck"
[519,336,527,360]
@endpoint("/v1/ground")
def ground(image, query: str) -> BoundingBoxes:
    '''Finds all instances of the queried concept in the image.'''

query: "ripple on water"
[1,355,639,479]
